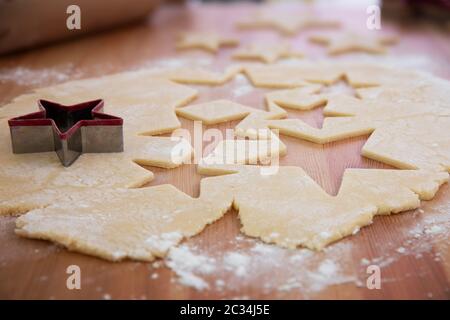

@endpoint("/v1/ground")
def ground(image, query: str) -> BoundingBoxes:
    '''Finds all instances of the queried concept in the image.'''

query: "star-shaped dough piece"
[237,12,339,35]
[176,100,256,125]
[15,184,232,261]
[232,43,304,64]
[198,165,448,250]
[310,33,398,55]
[176,32,239,53]
[176,99,287,127]
[265,84,324,110]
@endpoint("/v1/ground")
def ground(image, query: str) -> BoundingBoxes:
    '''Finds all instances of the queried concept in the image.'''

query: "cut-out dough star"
[176,32,239,53]
[309,33,398,55]
[265,84,324,110]
[237,12,340,35]
[14,165,448,260]
[176,99,286,126]
[232,43,304,64]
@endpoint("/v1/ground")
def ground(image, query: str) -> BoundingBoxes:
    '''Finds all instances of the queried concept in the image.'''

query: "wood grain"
[0,3,449,299]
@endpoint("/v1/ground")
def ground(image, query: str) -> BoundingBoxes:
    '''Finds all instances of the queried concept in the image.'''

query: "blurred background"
[0,0,449,55]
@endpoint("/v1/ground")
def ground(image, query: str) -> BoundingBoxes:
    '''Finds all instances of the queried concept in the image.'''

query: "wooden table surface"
[1,3,450,300]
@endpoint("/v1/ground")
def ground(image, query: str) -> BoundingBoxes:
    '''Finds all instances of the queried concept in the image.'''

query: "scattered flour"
[224,252,250,277]
[232,74,253,98]
[145,232,183,253]
[164,238,356,296]
[232,84,253,98]
[396,247,406,254]
[0,65,82,86]
[150,273,159,280]
[166,245,216,290]
[164,199,450,296]
[424,225,444,235]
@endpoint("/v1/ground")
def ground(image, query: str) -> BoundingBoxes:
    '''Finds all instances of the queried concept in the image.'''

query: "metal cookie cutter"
[8,99,124,167]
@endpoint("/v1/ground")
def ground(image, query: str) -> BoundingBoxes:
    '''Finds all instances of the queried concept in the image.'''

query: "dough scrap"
[15,184,232,261]
[362,116,450,172]
[237,12,339,35]
[199,165,448,250]
[176,32,239,53]
[14,165,447,259]
[310,33,398,55]
[244,63,340,88]
[232,42,303,64]
[243,62,421,88]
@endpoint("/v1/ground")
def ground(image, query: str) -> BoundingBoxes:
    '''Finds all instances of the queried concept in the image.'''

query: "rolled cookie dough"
[0,70,198,214]
[15,184,232,261]
[237,12,339,35]
[198,165,448,250]
[232,42,303,64]
[176,32,239,53]
[309,33,398,55]
[15,165,447,260]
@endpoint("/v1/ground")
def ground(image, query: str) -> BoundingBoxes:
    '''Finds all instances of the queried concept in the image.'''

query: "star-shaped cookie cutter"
[8,99,124,167]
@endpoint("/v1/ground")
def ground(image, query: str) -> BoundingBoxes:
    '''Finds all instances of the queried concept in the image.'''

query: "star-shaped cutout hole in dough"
[232,42,304,64]
[309,32,398,55]
[198,165,448,250]
[14,164,448,260]
[176,32,239,53]
[199,132,287,173]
